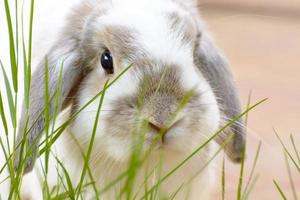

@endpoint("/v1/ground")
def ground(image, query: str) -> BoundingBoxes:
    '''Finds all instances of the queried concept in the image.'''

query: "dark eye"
[101,50,114,74]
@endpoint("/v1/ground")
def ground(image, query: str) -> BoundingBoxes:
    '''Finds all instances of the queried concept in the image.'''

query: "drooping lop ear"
[14,36,85,173]
[194,31,246,163]
[14,1,97,174]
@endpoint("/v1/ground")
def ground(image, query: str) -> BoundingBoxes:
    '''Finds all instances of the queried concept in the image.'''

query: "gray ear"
[194,32,246,162]
[15,37,84,173]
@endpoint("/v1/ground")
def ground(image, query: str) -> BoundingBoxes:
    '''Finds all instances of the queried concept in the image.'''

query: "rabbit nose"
[148,115,182,137]
[148,117,164,132]
[147,118,168,142]
[144,94,180,133]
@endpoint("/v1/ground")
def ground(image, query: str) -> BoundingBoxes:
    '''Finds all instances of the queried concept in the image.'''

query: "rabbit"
[14,0,245,199]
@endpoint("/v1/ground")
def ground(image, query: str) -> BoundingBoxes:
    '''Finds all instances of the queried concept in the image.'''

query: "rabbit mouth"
[144,118,185,149]
[150,118,183,139]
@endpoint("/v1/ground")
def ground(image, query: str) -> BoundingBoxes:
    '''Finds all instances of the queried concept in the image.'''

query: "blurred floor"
[199,1,300,199]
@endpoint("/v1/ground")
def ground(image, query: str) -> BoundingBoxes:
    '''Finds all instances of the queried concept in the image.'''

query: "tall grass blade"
[169,184,184,200]
[0,61,16,128]
[22,0,35,109]
[221,156,225,200]
[274,130,300,172]
[244,90,252,125]
[67,132,99,198]
[0,92,9,135]
[27,0,34,80]
[243,175,259,200]
[3,0,18,92]
[284,151,298,200]
[43,58,50,174]
[21,0,28,109]
[76,81,108,198]
[55,156,76,199]
[236,144,246,200]
[242,141,262,199]
[290,135,300,165]
[273,180,288,200]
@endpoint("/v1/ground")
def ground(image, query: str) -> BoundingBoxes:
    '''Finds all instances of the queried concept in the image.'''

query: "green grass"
[0,0,299,200]
[273,131,300,200]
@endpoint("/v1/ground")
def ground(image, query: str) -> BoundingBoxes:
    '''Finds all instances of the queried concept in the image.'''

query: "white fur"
[17,0,221,199]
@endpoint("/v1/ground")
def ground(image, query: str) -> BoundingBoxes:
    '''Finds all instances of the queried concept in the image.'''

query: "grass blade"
[242,141,262,199]
[290,135,300,165]
[27,0,34,79]
[168,184,184,200]
[22,0,35,108]
[21,0,28,109]
[0,91,9,135]
[55,156,76,199]
[76,80,108,197]
[43,57,50,174]
[0,61,16,128]
[284,151,298,200]
[3,0,18,92]
[243,175,259,200]
[273,180,288,200]
[236,144,246,200]
[221,156,225,200]
[274,130,300,172]
[68,133,100,199]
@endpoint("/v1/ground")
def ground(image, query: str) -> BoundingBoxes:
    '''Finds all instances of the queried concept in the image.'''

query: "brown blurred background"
[198,0,300,199]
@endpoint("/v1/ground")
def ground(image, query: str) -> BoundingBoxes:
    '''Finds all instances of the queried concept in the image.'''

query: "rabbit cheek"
[162,90,220,153]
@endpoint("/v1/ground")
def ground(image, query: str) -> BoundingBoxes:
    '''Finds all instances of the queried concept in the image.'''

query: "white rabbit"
[15,0,245,199]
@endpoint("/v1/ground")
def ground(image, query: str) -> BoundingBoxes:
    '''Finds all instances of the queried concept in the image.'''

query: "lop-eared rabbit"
[15,0,245,199]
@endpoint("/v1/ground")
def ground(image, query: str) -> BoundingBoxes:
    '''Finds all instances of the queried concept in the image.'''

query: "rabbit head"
[15,0,245,173]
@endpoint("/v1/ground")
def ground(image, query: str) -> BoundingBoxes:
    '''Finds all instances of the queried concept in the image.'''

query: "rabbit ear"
[194,32,246,162]
[15,37,85,173]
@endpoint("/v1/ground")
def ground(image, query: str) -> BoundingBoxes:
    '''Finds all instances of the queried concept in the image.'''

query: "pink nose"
[147,119,168,142]
[148,120,164,132]
[147,116,182,136]
[148,119,170,144]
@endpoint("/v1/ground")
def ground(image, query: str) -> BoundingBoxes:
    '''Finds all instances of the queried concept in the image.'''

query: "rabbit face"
[16,0,244,174]
[70,0,220,162]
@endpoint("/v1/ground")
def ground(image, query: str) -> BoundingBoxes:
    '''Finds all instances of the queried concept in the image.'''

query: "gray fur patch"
[167,12,196,44]
[194,32,246,162]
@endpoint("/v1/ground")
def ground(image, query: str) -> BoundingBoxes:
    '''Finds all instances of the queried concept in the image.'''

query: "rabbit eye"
[101,50,114,74]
